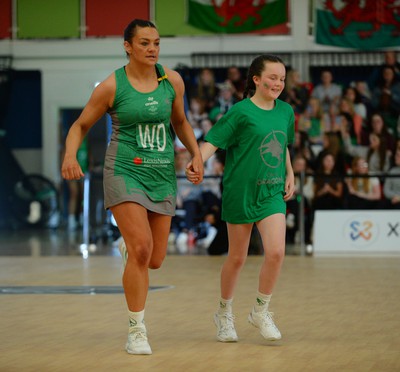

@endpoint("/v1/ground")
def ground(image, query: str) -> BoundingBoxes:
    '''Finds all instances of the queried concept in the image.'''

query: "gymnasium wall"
[0,0,397,184]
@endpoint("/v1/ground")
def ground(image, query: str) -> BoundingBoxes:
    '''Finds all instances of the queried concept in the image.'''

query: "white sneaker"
[214,312,238,342]
[248,308,281,341]
[126,327,152,355]
[118,238,128,267]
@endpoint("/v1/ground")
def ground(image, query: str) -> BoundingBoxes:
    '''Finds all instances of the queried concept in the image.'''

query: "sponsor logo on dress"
[132,157,171,167]
[145,96,159,115]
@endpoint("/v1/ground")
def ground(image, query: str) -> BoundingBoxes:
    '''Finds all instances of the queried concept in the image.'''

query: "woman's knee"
[126,239,153,267]
[148,257,164,270]
[148,247,167,269]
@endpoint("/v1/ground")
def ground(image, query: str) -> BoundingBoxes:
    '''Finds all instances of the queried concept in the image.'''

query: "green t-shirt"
[205,98,295,223]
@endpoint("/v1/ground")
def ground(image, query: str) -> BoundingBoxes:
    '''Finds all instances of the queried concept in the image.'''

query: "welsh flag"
[315,0,400,50]
[187,0,288,34]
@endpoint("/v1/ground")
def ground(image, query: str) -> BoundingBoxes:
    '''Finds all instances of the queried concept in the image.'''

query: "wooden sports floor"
[0,229,399,372]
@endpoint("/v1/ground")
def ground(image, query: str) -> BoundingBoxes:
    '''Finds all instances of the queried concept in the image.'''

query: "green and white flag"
[187,0,288,34]
[315,0,400,50]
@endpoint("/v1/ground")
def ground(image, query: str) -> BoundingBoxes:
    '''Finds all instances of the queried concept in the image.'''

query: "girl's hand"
[185,160,202,185]
[284,172,295,201]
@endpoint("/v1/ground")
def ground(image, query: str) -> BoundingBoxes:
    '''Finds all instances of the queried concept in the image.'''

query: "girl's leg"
[214,223,253,342]
[256,213,286,295]
[248,213,286,341]
[220,223,253,299]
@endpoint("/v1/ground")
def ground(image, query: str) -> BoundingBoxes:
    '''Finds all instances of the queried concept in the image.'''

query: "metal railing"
[79,170,400,257]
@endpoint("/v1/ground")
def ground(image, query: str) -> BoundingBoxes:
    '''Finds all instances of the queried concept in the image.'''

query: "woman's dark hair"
[124,19,157,42]
[243,54,285,99]
[367,133,387,171]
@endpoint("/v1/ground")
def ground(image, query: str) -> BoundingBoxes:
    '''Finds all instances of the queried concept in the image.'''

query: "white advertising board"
[313,210,400,255]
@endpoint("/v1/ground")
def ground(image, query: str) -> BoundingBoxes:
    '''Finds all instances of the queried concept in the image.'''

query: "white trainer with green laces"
[126,326,152,355]
[248,308,281,341]
[214,312,238,342]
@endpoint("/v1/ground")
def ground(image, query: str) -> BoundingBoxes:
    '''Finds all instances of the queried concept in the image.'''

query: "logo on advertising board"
[343,214,379,248]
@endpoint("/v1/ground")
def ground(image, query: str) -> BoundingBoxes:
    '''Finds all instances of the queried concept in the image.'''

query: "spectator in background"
[331,112,358,147]
[361,113,396,154]
[341,124,392,174]
[343,85,368,121]
[369,51,400,90]
[313,152,344,211]
[279,68,311,115]
[311,69,342,114]
[286,155,314,245]
[383,149,400,209]
[371,65,400,138]
[186,96,209,130]
[314,131,347,175]
[196,151,225,251]
[345,156,382,209]
[174,96,207,150]
[190,67,218,112]
[297,96,330,146]
[290,130,316,171]
[353,80,373,117]
[173,149,204,253]
[225,65,246,101]
[337,97,364,144]
[199,118,213,139]
[204,150,229,256]
[209,81,237,123]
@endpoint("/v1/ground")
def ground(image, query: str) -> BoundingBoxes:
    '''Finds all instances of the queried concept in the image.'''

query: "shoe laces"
[129,328,148,342]
[219,312,236,331]
[258,310,276,326]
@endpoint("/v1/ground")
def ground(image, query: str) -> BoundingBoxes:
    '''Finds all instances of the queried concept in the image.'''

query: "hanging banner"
[186,0,288,34]
[315,0,400,50]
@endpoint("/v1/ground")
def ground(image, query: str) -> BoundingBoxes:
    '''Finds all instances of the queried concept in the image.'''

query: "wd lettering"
[138,123,166,151]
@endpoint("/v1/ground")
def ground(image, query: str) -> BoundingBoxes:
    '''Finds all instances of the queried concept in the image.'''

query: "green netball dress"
[103,64,177,215]
[205,98,295,224]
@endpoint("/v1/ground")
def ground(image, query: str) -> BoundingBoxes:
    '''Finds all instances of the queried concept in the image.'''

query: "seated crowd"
[171,52,400,253]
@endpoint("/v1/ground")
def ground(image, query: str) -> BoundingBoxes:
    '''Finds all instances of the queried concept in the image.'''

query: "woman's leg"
[147,211,172,269]
[110,203,171,355]
[112,204,171,310]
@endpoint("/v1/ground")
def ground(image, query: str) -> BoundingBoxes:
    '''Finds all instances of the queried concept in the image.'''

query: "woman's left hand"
[284,172,295,201]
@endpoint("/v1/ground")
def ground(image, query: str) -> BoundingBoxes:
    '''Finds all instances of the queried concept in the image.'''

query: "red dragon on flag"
[211,0,266,27]
[324,0,400,38]
[315,0,400,49]
[187,0,288,34]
